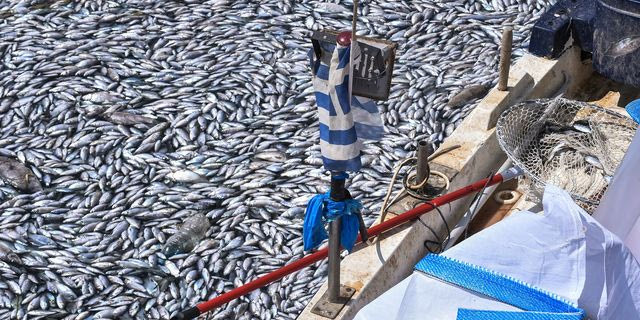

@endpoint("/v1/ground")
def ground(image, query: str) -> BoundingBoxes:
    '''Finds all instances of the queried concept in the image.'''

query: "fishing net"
[496,98,637,213]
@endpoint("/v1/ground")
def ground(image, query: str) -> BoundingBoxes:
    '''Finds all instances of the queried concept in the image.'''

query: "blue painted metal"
[593,0,640,87]
[626,99,640,124]
[529,0,640,87]
[528,0,596,59]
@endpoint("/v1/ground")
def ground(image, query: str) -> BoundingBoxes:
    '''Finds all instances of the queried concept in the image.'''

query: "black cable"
[435,204,451,251]
[398,164,451,253]
[463,171,495,241]
[417,202,451,254]
[414,170,496,252]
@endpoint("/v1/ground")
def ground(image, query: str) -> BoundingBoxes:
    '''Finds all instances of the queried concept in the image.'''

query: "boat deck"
[300,45,638,320]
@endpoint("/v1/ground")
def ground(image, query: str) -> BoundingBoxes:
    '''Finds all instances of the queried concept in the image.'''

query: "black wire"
[463,171,496,241]
[398,165,451,253]
[413,171,496,252]
[392,155,496,252]
[418,202,451,254]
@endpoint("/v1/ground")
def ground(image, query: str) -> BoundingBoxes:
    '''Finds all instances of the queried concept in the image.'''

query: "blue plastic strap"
[303,194,329,251]
[302,191,362,252]
[415,254,584,320]
[626,99,640,124]
[326,197,361,251]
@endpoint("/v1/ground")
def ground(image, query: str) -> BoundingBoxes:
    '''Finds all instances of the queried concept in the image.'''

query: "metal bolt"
[498,27,513,91]
[416,140,433,193]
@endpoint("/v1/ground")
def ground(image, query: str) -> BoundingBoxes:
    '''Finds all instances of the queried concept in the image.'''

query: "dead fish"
[105,112,156,126]
[585,155,604,170]
[0,156,42,193]
[606,36,640,58]
[82,91,121,104]
[546,141,571,164]
[317,3,347,12]
[167,169,207,183]
[0,1,557,318]
[80,105,110,117]
[447,84,489,108]
[51,282,78,301]
[0,243,21,264]
[254,151,287,162]
[163,213,210,256]
[571,120,592,134]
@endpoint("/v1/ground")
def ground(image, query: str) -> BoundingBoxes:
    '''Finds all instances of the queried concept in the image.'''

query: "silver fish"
[0,243,21,264]
[0,0,554,318]
[0,156,42,193]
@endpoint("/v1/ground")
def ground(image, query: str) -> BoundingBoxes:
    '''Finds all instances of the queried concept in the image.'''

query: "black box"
[310,30,396,101]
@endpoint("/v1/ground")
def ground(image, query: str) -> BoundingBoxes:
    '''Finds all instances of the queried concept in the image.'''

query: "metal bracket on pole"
[311,173,356,318]
[310,285,356,319]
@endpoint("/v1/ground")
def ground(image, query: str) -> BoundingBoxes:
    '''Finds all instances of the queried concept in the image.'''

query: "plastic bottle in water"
[163,213,210,257]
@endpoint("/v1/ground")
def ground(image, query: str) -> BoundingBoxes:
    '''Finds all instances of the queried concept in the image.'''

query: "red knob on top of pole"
[337,31,352,46]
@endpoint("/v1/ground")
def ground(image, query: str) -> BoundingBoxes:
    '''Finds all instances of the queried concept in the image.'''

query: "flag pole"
[326,0,358,306]
[327,173,347,302]
[352,0,358,41]
[349,0,358,100]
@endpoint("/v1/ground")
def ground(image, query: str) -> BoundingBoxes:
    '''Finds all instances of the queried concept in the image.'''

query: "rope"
[404,170,451,192]
[379,145,460,219]
[371,145,460,246]
[379,157,415,217]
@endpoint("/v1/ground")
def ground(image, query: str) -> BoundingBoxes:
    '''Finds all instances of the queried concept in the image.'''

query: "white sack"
[355,185,640,320]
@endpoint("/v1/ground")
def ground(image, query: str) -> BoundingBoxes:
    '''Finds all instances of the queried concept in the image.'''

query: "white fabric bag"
[593,129,640,260]
[354,185,640,320]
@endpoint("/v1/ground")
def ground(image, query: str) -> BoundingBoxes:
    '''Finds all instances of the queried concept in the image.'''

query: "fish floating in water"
[447,84,490,108]
[0,243,21,265]
[0,156,42,193]
[163,213,211,257]
[0,0,553,319]
[105,111,156,126]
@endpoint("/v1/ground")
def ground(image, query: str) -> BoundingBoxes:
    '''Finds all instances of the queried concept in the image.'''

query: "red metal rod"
[365,171,505,240]
[174,171,511,320]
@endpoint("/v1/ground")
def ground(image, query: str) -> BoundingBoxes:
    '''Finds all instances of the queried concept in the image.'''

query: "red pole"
[173,169,519,320]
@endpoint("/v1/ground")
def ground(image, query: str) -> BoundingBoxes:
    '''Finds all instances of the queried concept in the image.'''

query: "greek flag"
[310,42,383,172]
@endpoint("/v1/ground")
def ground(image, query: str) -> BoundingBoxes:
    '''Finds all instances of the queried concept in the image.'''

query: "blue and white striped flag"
[310,42,383,172]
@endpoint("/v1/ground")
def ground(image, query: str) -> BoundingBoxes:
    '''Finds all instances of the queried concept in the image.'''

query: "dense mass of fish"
[0,0,555,319]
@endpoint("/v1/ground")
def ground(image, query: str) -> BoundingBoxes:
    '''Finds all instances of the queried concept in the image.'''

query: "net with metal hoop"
[496,98,637,213]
